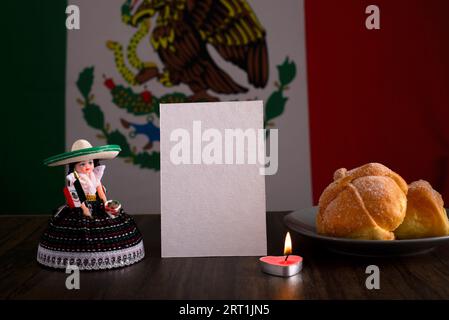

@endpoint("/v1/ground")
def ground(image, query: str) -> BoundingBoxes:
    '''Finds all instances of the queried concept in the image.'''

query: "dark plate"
[284,207,449,257]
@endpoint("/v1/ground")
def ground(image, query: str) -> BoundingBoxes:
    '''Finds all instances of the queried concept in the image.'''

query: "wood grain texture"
[1,213,449,299]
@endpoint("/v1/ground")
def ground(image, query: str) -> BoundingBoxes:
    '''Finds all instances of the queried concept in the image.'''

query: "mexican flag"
[65,0,311,213]
[4,0,449,214]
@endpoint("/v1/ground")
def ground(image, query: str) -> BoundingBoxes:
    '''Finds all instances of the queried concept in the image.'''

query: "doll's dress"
[36,166,145,270]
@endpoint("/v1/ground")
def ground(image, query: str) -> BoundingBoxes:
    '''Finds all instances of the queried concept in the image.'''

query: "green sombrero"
[44,139,121,167]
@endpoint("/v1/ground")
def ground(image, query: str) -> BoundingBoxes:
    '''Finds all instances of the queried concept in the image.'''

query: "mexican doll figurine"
[37,139,145,270]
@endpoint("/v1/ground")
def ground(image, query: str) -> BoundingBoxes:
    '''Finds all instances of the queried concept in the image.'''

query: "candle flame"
[283,232,292,255]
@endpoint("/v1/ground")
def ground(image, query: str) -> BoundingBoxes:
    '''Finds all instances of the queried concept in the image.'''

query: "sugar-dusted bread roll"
[394,180,449,239]
[317,163,408,240]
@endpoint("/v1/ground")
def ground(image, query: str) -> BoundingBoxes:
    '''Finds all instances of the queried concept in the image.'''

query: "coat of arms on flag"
[66,0,311,213]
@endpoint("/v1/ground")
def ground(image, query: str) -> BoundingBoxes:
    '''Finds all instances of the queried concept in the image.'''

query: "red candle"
[259,232,303,277]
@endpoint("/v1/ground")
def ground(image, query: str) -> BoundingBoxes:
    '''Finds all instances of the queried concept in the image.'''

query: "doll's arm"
[97,184,107,203]
[80,202,92,218]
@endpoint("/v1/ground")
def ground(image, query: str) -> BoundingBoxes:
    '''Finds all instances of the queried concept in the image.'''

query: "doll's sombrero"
[44,139,121,166]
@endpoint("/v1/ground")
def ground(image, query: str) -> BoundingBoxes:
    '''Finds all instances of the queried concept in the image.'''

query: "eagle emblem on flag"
[75,0,297,171]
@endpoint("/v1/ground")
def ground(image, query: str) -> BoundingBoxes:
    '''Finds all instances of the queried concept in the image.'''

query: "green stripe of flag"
[2,1,67,214]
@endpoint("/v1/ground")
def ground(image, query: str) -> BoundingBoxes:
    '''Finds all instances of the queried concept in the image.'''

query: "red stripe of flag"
[305,0,449,203]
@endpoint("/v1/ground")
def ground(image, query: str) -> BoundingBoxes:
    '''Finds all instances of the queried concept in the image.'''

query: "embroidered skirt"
[37,202,145,270]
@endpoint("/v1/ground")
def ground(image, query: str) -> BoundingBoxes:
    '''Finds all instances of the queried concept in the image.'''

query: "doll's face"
[75,160,94,174]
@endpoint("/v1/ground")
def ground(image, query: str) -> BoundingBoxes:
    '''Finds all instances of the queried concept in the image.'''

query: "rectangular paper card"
[160,101,267,257]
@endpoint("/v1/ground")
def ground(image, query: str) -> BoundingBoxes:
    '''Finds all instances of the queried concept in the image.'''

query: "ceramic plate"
[284,207,449,257]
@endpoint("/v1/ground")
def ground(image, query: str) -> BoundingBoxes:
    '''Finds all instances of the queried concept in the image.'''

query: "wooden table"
[1,212,449,300]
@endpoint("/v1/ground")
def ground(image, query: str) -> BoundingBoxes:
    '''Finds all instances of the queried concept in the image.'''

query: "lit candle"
[259,232,303,277]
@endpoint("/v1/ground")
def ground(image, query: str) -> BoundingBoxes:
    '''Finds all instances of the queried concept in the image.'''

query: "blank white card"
[160,101,267,257]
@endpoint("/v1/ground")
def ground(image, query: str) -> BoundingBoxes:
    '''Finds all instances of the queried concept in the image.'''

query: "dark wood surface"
[1,212,449,300]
